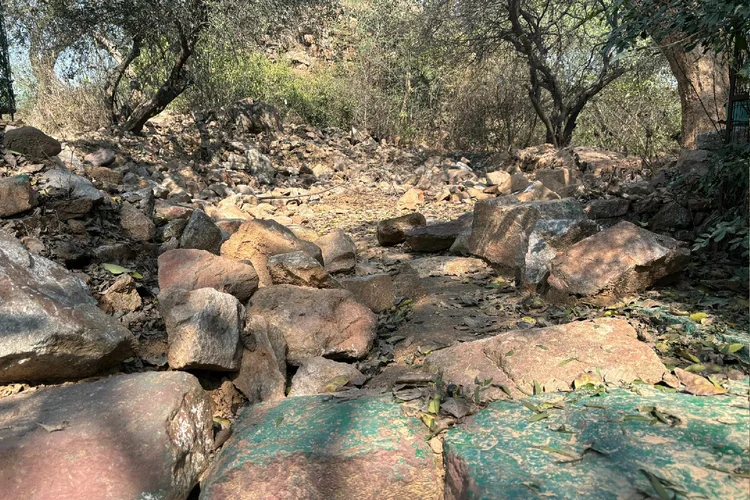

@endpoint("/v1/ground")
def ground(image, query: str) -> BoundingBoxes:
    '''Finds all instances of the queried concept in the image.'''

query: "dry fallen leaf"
[675,368,728,396]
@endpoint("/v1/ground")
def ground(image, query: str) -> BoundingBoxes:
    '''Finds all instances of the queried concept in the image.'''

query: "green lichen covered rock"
[444,384,749,499]
[201,395,442,499]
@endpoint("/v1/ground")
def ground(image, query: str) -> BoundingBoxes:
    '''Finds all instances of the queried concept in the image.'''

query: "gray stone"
[0,232,134,383]
[42,169,103,219]
[0,371,212,499]
[650,201,693,231]
[160,288,244,371]
[180,209,224,254]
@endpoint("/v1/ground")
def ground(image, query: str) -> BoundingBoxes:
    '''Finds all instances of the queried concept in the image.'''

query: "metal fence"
[0,0,15,118]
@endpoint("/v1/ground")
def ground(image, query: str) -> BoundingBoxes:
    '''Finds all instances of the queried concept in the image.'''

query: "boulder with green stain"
[444,384,749,499]
[201,395,442,499]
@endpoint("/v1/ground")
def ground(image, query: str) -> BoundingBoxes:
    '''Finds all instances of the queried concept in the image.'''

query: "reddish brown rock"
[547,221,690,300]
[0,371,212,499]
[426,318,670,401]
[246,285,376,365]
[158,249,259,302]
[99,274,142,313]
[86,165,123,185]
[231,345,286,404]
[0,175,36,217]
[515,181,560,202]
[377,213,427,246]
[221,219,323,286]
[485,170,512,195]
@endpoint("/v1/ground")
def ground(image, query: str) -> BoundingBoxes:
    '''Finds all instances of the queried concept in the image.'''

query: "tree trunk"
[662,44,729,149]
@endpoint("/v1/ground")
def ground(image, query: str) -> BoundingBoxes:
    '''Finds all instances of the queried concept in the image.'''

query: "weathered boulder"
[3,126,61,159]
[158,249,259,303]
[246,285,376,365]
[0,232,133,383]
[268,251,338,288]
[377,213,427,246]
[289,357,367,396]
[0,371,212,499]
[425,318,670,400]
[444,385,749,500]
[120,201,156,241]
[676,148,710,175]
[221,219,323,286]
[547,221,691,300]
[534,168,577,195]
[316,229,357,273]
[200,396,442,499]
[0,175,36,217]
[338,274,395,313]
[406,213,473,252]
[397,187,425,210]
[180,209,224,254]
[585,198,630,219]
[160,288,243,371]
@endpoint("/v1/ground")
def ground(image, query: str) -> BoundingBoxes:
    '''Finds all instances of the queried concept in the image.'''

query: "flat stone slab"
[444,384,750,499]
[0,371,213,499]
[201,395,442,499]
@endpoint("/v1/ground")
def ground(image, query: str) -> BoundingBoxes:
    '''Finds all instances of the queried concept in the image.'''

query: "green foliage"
[693,217,749,258]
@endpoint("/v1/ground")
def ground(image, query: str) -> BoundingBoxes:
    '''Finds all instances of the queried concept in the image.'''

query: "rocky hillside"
[0,102,747,499]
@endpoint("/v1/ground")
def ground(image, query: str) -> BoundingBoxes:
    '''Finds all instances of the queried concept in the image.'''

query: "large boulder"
[289,357,367,396]
[160,288,244,371]
[200,396,442,499]
[425,318,670,401]
[268,251,338,288]
[0,372,212,499]
[316,229,357,273]
[0,175,36,217]
[468,198,586,280]
[0,232,133,383]
[158,249,259,302]
[444,385,749,500]
[3,126,61,159]
[377,213,427,246]
[221,219,323,286]
[246,285,376,365]
[547,221,691,301]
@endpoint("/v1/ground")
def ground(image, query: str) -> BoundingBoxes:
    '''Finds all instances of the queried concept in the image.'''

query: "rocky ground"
[0,101,747,499]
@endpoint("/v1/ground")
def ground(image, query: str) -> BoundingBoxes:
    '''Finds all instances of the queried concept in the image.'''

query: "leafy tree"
[615,0,750,148]
[428,0,627,147]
